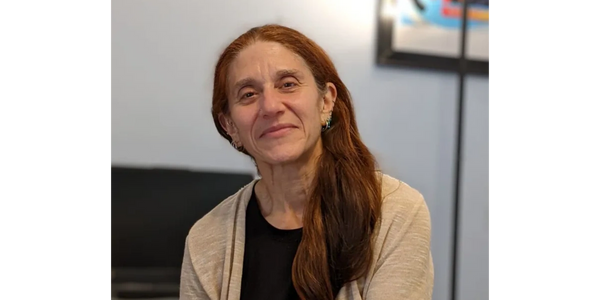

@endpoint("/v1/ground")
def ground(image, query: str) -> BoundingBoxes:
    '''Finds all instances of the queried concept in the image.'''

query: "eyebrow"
[232,78,258,95]
[275,68,303,79]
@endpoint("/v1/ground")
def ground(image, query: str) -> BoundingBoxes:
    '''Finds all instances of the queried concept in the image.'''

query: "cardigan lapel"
[223,179,257,300]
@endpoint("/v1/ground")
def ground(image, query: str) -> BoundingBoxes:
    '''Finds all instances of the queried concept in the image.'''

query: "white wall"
[112,1,488,299]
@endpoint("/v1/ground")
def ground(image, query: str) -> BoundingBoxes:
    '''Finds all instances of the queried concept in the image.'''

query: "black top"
[240,184,303,300]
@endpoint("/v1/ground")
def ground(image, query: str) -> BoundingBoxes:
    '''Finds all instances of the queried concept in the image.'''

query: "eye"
[242,92,255,99]
[282,82,296,88]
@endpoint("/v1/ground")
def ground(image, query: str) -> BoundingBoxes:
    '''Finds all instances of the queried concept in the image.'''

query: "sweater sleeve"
[180,236,210,300]
[364,193,434,300]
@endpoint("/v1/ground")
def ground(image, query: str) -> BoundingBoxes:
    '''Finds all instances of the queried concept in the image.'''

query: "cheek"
[290,92,323,124]
[230,110,256,139]
[305,101,324,127]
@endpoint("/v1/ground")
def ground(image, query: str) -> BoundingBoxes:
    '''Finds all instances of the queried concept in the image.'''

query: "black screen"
[111,166,254,270]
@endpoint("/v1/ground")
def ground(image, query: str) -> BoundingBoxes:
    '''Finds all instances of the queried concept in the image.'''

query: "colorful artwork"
[392,0,489,60]
[442,0,489,23]
[400,0,488,28]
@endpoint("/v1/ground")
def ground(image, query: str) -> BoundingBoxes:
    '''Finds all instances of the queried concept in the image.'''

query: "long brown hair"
[211,24,382,300]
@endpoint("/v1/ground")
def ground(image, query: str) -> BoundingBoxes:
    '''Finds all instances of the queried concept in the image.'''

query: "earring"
[231,139,239,149]
[321,112,332,132]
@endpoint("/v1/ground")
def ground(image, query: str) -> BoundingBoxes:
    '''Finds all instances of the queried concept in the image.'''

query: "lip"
[260,123,296,138]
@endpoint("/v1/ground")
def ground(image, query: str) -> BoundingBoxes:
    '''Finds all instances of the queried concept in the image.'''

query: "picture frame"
[376,0,489,75]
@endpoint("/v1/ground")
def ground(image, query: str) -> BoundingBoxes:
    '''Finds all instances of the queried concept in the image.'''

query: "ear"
[218,113,240,144]
[320,82,337,126]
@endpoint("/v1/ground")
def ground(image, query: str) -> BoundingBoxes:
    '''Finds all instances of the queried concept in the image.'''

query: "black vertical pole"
[451,1,469,300]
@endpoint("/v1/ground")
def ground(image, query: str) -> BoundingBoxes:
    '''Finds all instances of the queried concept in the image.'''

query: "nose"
[259,86,285,119]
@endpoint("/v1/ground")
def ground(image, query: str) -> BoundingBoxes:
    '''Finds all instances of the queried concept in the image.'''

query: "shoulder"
[186,180,255,263]
[359,174,433,299]
[378,173,431,237]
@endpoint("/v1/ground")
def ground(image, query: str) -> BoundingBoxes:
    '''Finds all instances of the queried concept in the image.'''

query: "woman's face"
[220,41,336,165]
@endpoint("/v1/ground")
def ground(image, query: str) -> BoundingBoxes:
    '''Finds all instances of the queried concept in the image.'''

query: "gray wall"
[457,76,489,300]
[112,1,488,299]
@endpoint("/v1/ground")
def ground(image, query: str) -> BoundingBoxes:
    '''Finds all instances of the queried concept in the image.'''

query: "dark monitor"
[111,166,253,297]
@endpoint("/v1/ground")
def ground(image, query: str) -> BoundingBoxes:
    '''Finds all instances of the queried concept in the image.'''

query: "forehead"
[228,41,311,82]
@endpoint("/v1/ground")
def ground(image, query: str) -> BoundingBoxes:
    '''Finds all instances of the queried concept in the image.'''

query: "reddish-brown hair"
[211,24,382,299]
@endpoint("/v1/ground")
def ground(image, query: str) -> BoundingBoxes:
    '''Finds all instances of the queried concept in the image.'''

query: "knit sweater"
[180,173,434,300]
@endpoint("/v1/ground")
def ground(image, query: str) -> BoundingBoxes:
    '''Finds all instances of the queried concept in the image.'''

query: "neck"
[254,139,323,223]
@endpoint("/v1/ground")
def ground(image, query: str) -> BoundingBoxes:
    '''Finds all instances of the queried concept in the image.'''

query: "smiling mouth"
[260,124,296,138]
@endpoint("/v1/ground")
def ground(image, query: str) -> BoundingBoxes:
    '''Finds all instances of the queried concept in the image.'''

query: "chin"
[260,145,304,165]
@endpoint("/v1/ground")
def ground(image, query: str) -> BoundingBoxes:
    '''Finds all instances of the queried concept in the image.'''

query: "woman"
[180,24,433,300]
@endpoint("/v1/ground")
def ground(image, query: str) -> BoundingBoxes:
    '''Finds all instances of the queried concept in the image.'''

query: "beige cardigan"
[180,173,434,300]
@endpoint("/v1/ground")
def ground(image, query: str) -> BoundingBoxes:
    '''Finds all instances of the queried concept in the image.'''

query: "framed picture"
[376,0,489,74]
